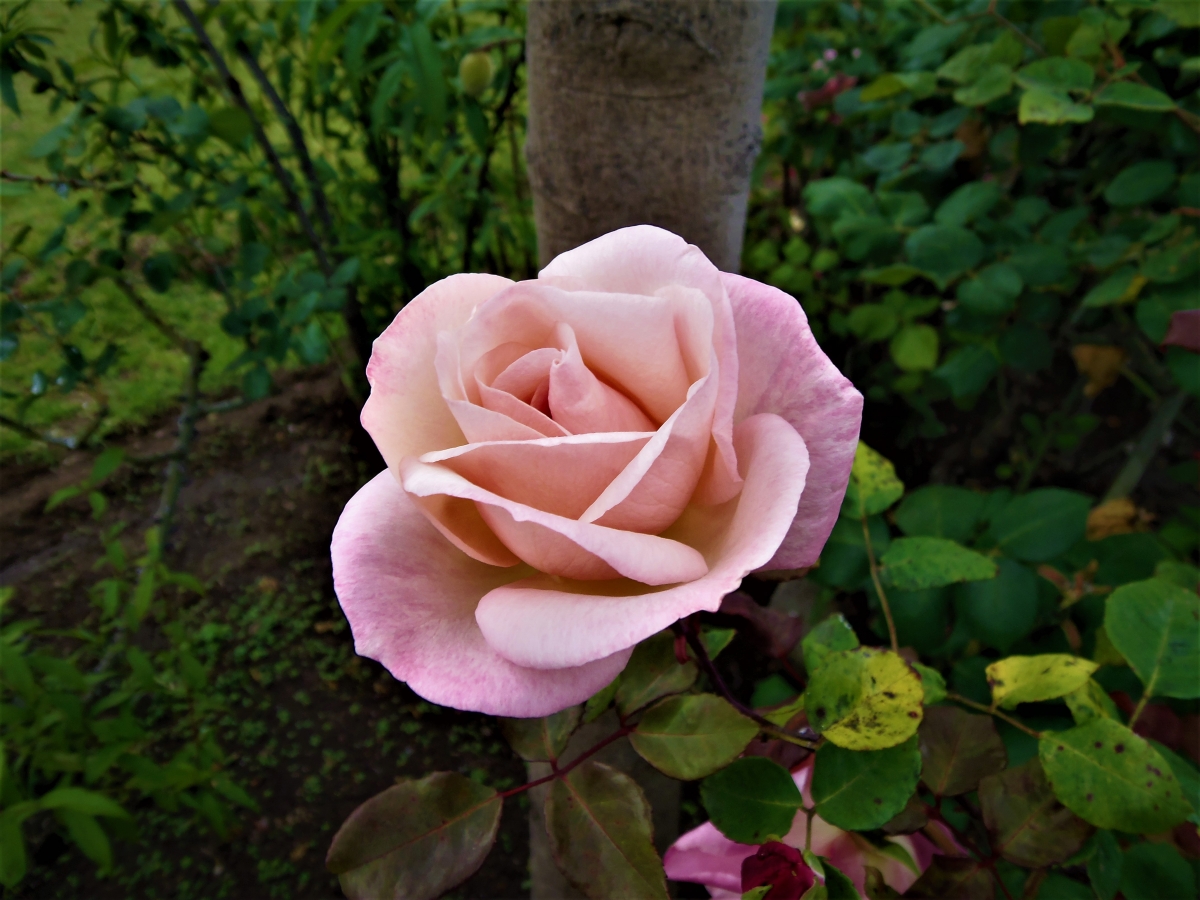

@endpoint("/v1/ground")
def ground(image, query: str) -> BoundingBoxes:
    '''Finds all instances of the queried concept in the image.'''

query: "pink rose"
[664,758,944,899]
[331,226,861,716]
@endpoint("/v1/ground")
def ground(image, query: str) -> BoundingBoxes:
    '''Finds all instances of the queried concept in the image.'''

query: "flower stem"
[498,726,632,799]
[946,691,1042,738]
[861,515,899,653]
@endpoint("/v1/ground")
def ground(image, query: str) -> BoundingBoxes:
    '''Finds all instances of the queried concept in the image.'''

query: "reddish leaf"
[919,706,1007,797]
[327,772,501,900]
[979,758,1092,868]
[720,591,805,658]
[906,857,995,899]
[1162,309,1200,353]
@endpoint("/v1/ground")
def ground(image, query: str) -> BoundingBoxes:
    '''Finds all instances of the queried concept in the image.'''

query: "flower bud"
[459,52,493,98]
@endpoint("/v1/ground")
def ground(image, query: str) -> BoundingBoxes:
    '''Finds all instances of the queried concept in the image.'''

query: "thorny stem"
[861,515,899,654]
[947,691,1042,738]
[498,727,632,799]
[682,618,819,749]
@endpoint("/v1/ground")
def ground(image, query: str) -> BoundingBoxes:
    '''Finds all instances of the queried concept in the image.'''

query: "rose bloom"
[332,226,861,716]
[664,757,944,899]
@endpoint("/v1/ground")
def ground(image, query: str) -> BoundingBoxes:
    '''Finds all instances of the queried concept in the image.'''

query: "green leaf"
[821,859,860,900]
[806,648,923,751]
[1082,267,1142,307]
[937,44,991,83]
[956,262,1023,316]
[894,486,985,542]
[1039,718,1193,833]
[919,706,1007,797]
[58,809,112,871]
[1104,161,1177,207]
[917,140,964,173]
[986,654,1100,709]
[907,857,993,899]
[1015,58,1095,93]
[499,706,582,762]
[988,488,1092,562]
[889,325,939,373]
[955,558,1039,651]
[1094,82,1176,112]
[546,761,668,900]
[905,225,984,288]
[1018,88,1094,124]
[700,757,803,844]
[39,787,128,819]
[978,758,1092,868]
[1088,830,1122,900]
[934,344,1000,399]
[811,736,921,831]
[1104,578,1200,699]
[614,631,697,716]
[583,676,620,724]
[1148,740,1200,826]
[409,22,446,134]
[804,178,877,220]
[912,662,947,705]
[1008,243,1069,287]
[935,181,1002,228]
[842,442,904,518]
[326,772,501,900]
[1119,842,1196,900]
[208,107,253,148]
[0,65,19,117]
[880,537,997,591]
[801,614,859,675]
[629,694,758,781]
[0,808,26,888]
[953,65,1013,106]
[1063,679,1121,725]
[860,74,908,102]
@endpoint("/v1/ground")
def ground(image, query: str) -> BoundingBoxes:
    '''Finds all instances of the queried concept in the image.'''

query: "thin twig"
[498,726,632,798]
[1104,392,1187,502]
[682,618,819,749]
[0,414,76,449]
[172,0,331,279]
[113,278,194,352]
[987,0,1045,57]
[0,169,108,190]
[862,514,899,653]
[947,691,1042,738]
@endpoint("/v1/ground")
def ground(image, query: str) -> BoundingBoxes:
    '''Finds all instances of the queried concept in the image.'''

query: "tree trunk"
[525,0,777,273]
[523,3,776,896]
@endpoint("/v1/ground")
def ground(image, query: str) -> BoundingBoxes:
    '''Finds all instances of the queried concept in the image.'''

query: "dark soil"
[1,369,531,900]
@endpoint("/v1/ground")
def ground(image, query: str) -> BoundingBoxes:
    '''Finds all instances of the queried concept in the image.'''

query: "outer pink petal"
[474,413,808,669]
[722,273,862,570]
[400,457,708,585]
[362,273,513,468]
[331,472,629,717]
[663,822,754,894]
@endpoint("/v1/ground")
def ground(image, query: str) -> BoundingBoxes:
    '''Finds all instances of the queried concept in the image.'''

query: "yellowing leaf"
[1064,679,1120,725]
[986,654,1099,710]
[843,442,905,518]
[1072,344,1128,398]
[806,648,924,751]
[1086,497,1152,540]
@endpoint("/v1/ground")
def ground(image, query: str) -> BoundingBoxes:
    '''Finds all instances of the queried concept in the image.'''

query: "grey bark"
[523,4,776,897]
[525,0,777,272]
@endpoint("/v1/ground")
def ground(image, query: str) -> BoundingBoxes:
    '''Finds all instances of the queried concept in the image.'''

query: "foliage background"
[0,0,1197,898]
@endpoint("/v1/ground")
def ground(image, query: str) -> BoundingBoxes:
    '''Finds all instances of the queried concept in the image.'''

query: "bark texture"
[525,0,777,272]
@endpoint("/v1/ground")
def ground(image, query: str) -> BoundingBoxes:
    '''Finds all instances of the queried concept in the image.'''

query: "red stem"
[499,727,633,799]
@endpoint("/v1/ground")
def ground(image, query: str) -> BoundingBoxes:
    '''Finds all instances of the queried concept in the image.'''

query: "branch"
[0,414,77,449]
[682,618,819,749]
[498,726,633,798]
[113,277,194,353]
[1104,392,1188,502]
[862,514,899,653]
[946,691,1042,738]
[171,0,331,278]
[1,169,108,190]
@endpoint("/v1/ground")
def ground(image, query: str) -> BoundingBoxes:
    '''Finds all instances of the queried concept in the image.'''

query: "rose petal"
[331,472,629,717]
[723,272,862,570]
[420,432,653,520]
[362,273,513,468]
[548,323,658,433]
[663,821,755,894]
[581,349,718,533]
[474,413,808,668]
[400,457,709,585]
[455,281,701,425]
